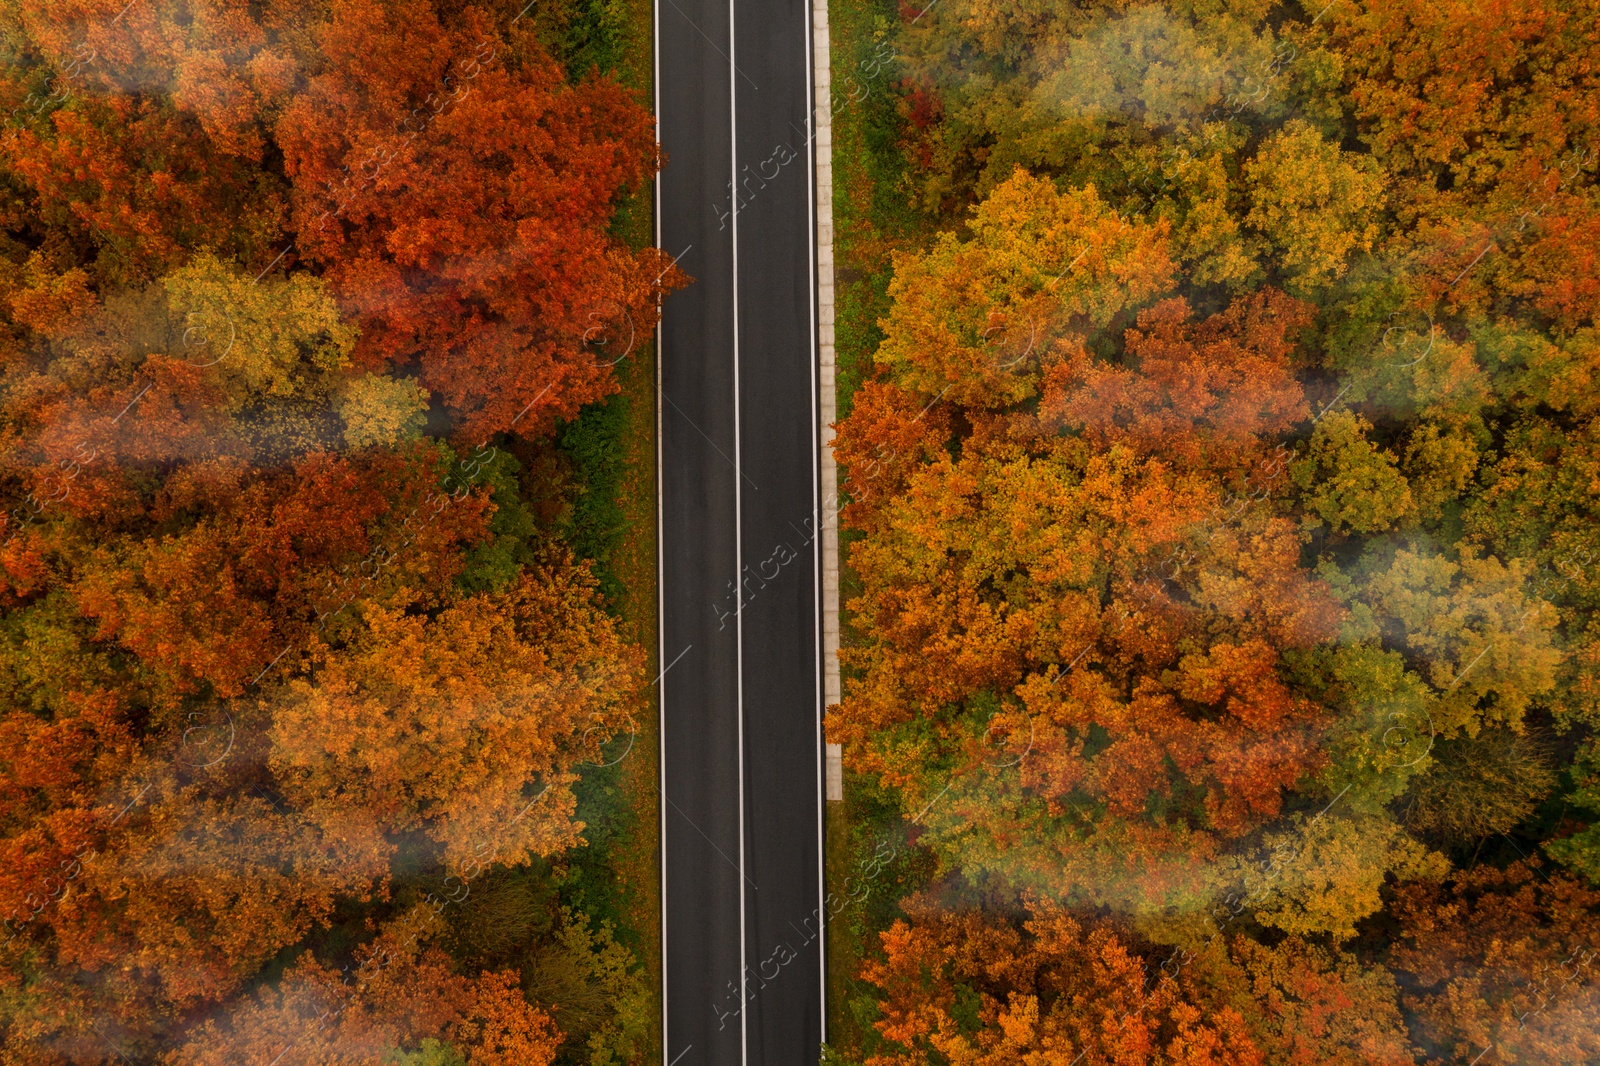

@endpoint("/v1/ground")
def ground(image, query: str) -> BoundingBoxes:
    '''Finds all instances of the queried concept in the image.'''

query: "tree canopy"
[0,0,665,1060]
[829,0,1600,1060]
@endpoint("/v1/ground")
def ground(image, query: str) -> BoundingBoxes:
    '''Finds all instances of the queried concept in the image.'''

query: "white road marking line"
[653,2,669,1055]
[664,789,759,890]
[729,0,748,1058]
[664,0,759,90]
[656,385,757,489]
[654,644,694,687]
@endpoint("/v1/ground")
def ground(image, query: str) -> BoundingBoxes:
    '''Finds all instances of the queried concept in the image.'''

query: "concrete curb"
[813,0,843,804]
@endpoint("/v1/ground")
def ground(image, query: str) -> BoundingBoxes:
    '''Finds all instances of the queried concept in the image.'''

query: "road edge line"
[652,0,669,1059]
[727,1,749,1062]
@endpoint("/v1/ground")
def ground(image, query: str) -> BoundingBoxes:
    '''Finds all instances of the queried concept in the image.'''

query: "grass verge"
[537,0,662,1060]
[827,0,933,420]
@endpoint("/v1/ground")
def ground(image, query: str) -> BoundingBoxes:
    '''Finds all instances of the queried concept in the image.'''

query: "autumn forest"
[824,0,1600,1063]
[0,0,674,1062]
[3,0,1600,1063]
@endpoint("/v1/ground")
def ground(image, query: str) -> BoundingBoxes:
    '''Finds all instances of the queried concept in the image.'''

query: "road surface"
[655,0,826,1064]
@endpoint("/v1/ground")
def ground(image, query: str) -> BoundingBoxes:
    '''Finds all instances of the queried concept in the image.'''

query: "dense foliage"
[0,0,668,1062]
[829,0,1600,1062]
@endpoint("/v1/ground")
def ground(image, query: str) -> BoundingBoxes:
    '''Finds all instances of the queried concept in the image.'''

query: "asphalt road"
[655,1,826,1064]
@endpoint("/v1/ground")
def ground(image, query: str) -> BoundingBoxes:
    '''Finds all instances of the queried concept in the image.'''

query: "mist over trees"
[0,0,669,1061]
[827,1,1600,1062]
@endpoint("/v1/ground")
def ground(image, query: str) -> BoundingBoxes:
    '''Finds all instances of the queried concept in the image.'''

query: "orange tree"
[859,891,1411,1066]
[1388,860,1600,1064]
